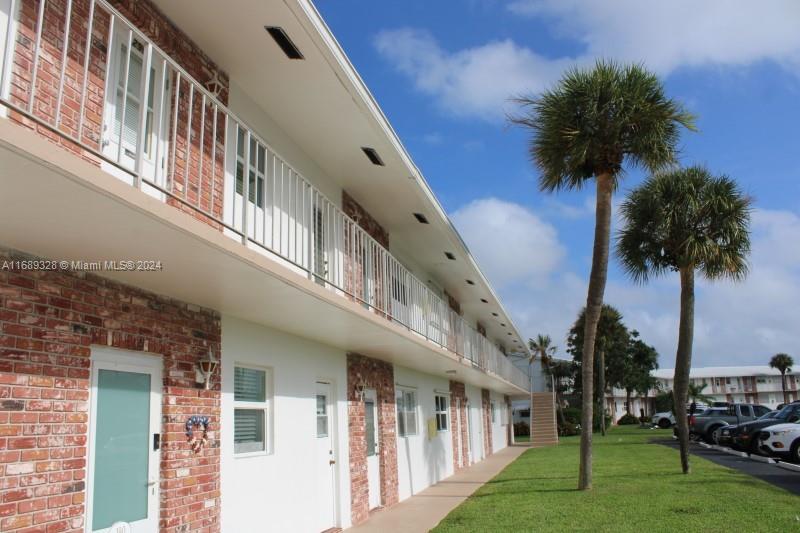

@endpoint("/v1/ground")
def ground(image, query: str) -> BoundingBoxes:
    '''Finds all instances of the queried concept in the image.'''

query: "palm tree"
[769,353,794,404]
[529,334,557,368]
[617,167,751,474]
[511,61,695,490]
[687,383,714,406]
[530,334,564,426]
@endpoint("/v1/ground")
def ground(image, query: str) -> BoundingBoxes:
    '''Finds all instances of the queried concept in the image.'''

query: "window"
[491,401,496,423]
[234,365,271,455]
[316,394,328,437]
[754,405,771,417]
[235,127,265,208]
[396,388,417,437]
[435,395,449,431]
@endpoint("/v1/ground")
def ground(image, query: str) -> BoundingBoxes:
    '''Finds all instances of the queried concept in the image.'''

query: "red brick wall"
[444,290,461,316]
[481,389,492,457]
[342,192,390,313]
[8,0,228,226]
[448,381,468,471]
[346,353,398,525]
[342,191,389,249]
[0,249,221,533]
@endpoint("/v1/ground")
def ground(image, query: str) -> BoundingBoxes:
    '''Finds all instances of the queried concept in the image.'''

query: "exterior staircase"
[530,392,559,447]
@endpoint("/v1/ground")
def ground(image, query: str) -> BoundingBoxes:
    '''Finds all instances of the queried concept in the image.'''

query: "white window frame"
[435,394,449,432]
[396,387,418,437]
[233,364,272,458]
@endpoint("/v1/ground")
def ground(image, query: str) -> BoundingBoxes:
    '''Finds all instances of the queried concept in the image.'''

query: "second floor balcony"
[0,0,530,393]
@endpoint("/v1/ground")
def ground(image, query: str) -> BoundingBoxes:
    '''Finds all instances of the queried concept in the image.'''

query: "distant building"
[605,365,800,422]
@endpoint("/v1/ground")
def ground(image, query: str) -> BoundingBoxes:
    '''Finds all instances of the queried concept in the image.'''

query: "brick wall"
[444,290,461,316]
[0,249,221,533]
[481,389,492,457]
[341,192,390,313]
[8,0,229,227]
[346,353,398,525]
[342,191,389,249]
[448,381,468,471]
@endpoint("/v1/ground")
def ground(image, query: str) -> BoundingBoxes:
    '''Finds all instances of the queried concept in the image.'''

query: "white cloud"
[421,132,443,145]
[606,208,800,367]
[450,198,565,287]
[509,0,800,73]
[375,2,800,120]
[373,28,574,120]
[453,200,800,368]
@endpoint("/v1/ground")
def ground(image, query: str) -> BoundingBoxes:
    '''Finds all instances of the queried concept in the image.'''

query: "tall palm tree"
[769,353,794,404]
[529,334,560,424]
[617,167,751,474]
[529,334,557,368]
[512,61,695,490]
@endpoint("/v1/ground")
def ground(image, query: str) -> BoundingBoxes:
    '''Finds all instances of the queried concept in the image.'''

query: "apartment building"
[0,1,532,532]
[601,366,800,421]
[651,366,799,409]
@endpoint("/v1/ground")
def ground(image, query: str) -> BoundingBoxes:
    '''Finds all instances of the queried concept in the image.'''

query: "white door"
[455,397,463,468]
[315,381,337,530]
[102,30,170,194]
[365,389,381,509]
[87,349,161,533]
[465,400,474,464]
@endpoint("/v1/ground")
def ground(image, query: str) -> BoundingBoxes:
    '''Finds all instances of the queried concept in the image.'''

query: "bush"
[514,421,530,437]
[617,413,640,425]
[562,407,581,424]
[593,411,613,431]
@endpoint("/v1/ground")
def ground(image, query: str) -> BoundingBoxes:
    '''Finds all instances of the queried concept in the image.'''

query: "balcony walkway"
[349,443,531,533]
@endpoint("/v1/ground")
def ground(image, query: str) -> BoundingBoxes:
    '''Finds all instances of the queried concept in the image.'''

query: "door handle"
[147,480,157,486]
[329,459,336,465]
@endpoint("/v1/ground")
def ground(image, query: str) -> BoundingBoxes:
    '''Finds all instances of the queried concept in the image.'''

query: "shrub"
[514,421,530,437]
[617,413,640,425]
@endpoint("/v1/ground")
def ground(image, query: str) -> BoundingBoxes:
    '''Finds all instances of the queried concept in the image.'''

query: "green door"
[90,352,160,532]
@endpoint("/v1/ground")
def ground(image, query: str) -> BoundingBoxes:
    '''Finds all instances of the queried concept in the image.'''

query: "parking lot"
[659,438,800,495]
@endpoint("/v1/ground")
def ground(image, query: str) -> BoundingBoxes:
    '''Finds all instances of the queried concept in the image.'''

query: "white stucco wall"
[220,315,352,532]
[394,365,454,502]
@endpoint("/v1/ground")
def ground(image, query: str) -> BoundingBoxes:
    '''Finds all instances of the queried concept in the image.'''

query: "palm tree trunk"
[626,389,632,416]
[578,172,614,491]
[598,348,606,436]
[673,266,695,474]
[781,371,788,405]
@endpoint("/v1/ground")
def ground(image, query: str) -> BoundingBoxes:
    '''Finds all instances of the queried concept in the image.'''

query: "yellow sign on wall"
[427,417,437,440]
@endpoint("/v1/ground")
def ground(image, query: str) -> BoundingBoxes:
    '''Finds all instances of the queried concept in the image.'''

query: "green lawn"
[434,426,799,532]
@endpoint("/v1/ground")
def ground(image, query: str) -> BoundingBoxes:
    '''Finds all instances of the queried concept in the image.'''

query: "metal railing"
[0,0,530,392]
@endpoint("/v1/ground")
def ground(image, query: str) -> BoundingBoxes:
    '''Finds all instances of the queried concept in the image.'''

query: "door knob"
[329,459,336,465]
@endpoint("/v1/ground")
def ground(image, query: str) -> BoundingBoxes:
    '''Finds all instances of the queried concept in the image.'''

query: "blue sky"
[317,0,800,368]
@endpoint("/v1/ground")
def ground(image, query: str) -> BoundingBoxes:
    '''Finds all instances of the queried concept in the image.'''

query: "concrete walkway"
[349,444,531,532]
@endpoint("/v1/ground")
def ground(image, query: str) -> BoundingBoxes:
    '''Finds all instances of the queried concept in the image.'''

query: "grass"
[433,426,799,533]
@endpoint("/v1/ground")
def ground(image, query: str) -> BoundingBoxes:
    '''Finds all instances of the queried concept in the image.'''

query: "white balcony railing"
[0,0,530,392]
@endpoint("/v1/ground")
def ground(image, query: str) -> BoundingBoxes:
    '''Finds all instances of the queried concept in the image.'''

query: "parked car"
[758,422,800,463]
[731,403,800,452]
[717,408,783,450]
[652,404,709,428]
[685,404,771,443]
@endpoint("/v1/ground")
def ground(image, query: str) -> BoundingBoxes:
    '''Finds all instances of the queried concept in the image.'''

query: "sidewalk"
[349,443,531,532]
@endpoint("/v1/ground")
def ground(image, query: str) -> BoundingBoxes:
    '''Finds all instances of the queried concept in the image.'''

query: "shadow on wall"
[424,427,447,488]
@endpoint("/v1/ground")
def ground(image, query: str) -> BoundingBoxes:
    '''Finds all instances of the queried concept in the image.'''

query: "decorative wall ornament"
[185,415,210,453]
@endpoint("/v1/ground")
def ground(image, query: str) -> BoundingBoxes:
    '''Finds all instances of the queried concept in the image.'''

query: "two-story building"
[0,1,532,532]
